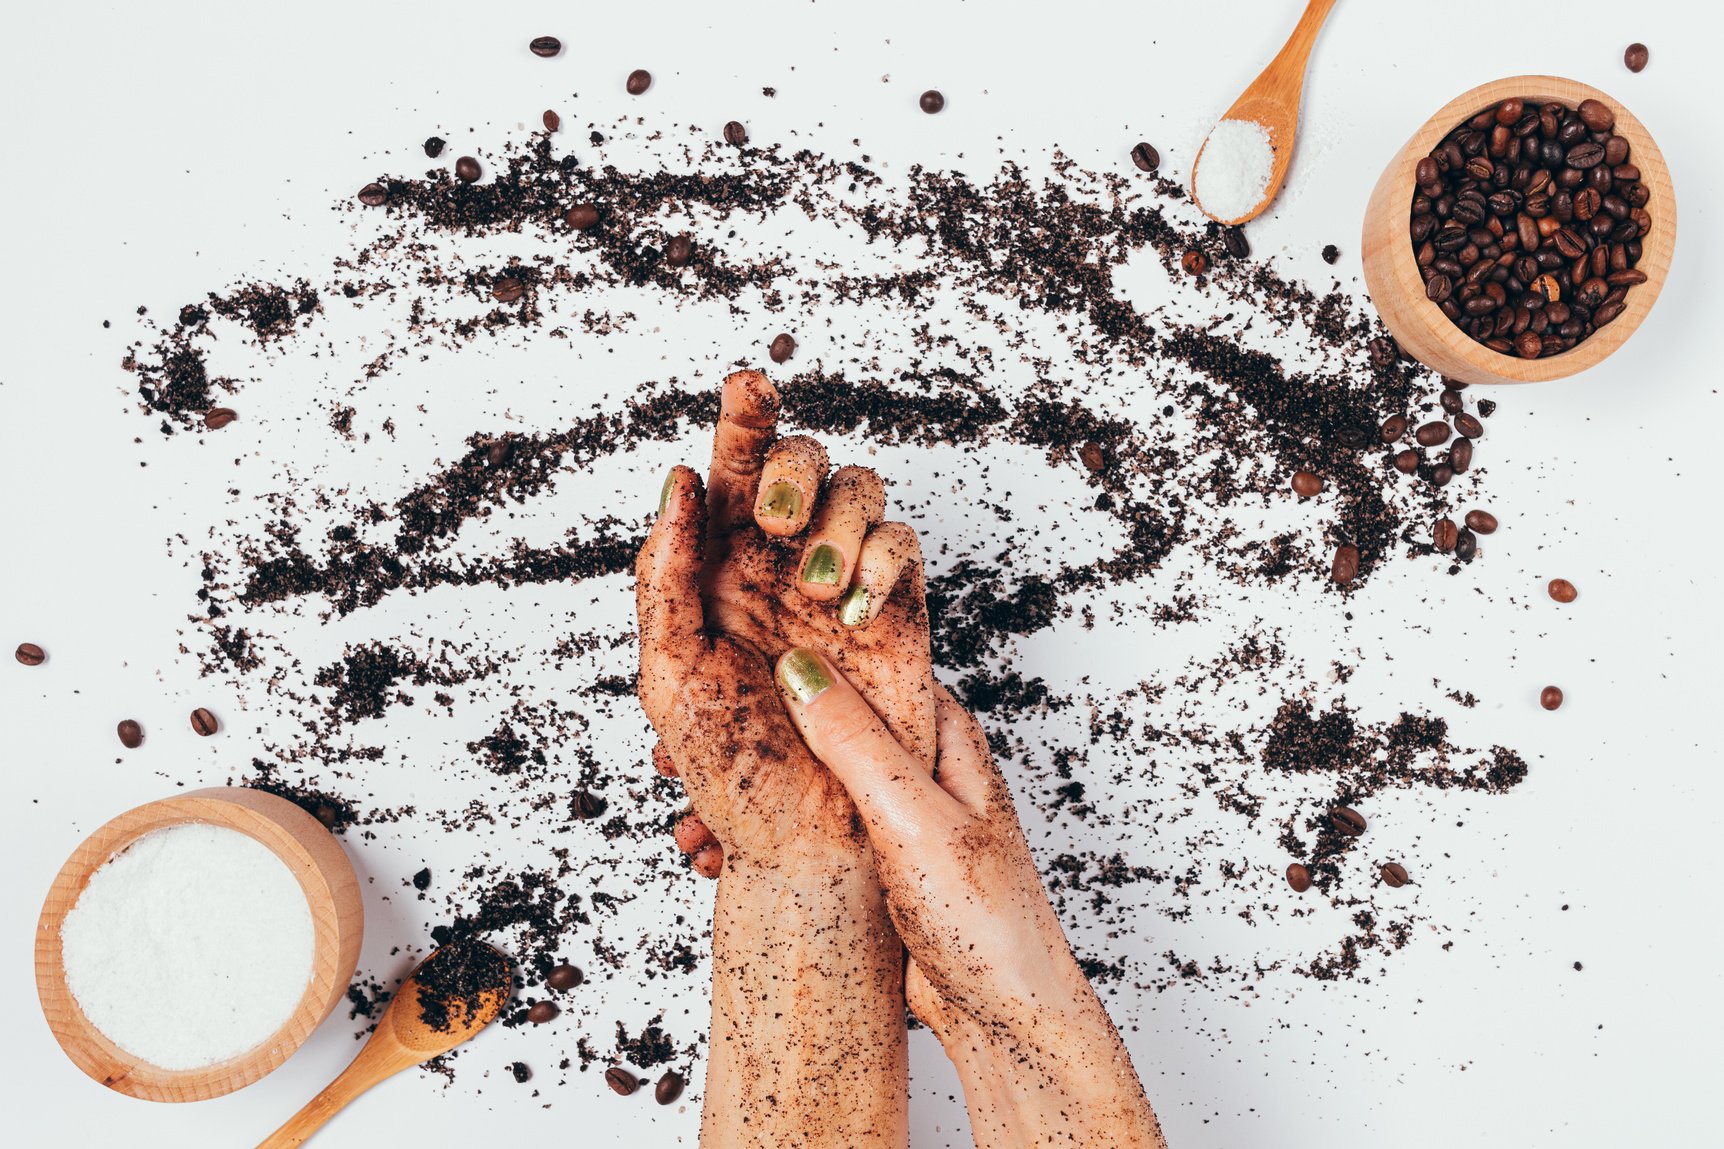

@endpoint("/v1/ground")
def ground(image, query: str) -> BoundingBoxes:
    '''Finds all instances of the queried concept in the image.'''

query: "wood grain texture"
[34,786,364,1103]
[1361,75,1678,385]
[1193,0,1338,225]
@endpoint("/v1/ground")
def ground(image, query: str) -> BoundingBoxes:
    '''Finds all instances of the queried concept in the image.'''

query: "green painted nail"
[758,481,802,520]
[779,648,834,704]
[658,471,676,514]
[838,585,870,628]
[801,544,843,585]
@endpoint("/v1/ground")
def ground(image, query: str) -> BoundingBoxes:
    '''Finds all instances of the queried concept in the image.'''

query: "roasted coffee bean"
[1130,142,1160,172]
[1337,426,1370,449]
[1379,414,1407,443]
[1425,274,1452,302]
[190,707,219,736]
[1430,463,1453,487]
[626,69,653,95]
[511,1061,531,1083]
[117,719,143,749]
[1464,509,1498,534]
[1291,470,1323,497]
[605,1067,640,1096]
[1415,421,1451,447]
[527,1001,560,1024]
[529,36,562,57]
[546,963,582,991]
[1330,544,1359,585]
[573,790,606,819]
[1541,685,1564,710]
[1454,527,1478,561]
[1393,448,1420,474]
[655,1072,685,1105]
[423,136,445,158]
[1577,98,1616,133]
[1433,518,1458,553]
[724,120,748,146]
[1416,156,1438,186]
[1514,329,1543,359]
[1077,442,1106,473]
[358,182,387,206]
[919,89,945,114]
[1369,336,1400,367]
[1439,389,1463,414]
[202,406,238,430]
[542,109,561,132]
[665,234,694,267]
[1286,862,1312,892]
[1625,43,1649,73]
[1223,227,1249,258]
[1548,578,1578,603]
[1330,806,1367,836]
[565,203,600,231]
[1381,862,1410,888]
[492,278,524,304]
[1181,249,1209,275]
[1454,412,1484,439]
[769,333,796,364]
[455,156,481,182]
[15,642,45,666]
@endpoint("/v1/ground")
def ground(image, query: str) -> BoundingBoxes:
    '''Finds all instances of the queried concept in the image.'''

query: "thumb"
[775,647,962,848]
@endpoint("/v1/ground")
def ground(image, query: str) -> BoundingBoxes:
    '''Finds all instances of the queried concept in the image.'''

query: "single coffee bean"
[15,642,46,666]
[1464,510,1498,534]
[511,1061,531,1083]
[190,707,219,736]
[1415,156,1438,186]
[527,1001,560,1024]
[1330,806,1367,836]
[1381,862,1410,888]
[1291,470,1322,497]
[655,1071,685,1105]
[1330,544,1359,585]
[1541,685,1564,710]
[358,183,387,207]
[1515,329,1544,359]
[455,156,481,183]
[1454,527,1477,561]
[1181,249,1209,275]
[1449,436,1473,473]
[1335,426,1369,449]
[1393,448,1420,474]
[1454,412,1484,439]
[1430,463,1453,487]
[529,36,562,57]
[665,234,694,267]
[423,136,445,158]
[117,719,143,749]
[565,203,600,231]
[1433,518,1458,553]
[626,69,653,95]
[542,109,561,132]
[768,333,796,364]
[1079,442,1106,473]
[1548,578,1578,603]
[546,963,582,990]
[1130,142,1160,172]
[574,790,606,819]
[605,1067,640,1096]
[919,89,945,114]
[1624,43,1649,73]
[1379,414,1407,442]
[1439,389,1463,414]
[723,120,748,146]
[205,407,238,430]
[492,278,524,304]
[1222,227,1249,258]
[1577,98,1616,133]
[1415,421,1451,447]
[1285,862,1312,892]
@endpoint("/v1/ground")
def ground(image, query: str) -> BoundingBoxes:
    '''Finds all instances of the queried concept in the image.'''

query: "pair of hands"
[635,371,1165,1148]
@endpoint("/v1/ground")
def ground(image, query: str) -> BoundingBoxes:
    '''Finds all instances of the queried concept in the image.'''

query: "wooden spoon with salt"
[256,939,514,1148]
[1191,0,1338,225]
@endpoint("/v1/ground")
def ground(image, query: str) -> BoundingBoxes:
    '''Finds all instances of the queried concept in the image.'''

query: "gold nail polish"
[758,481,802,520]
[658,471,676,514]
[838,585,870,627]
[801,543,843,585]
[778,647,834,704]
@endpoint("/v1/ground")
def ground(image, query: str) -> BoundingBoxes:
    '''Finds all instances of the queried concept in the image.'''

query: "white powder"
[1193,119,1275,221]
[60,823,315,1070]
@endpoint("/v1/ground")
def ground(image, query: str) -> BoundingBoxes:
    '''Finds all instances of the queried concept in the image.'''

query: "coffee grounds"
[415,937,513,1033]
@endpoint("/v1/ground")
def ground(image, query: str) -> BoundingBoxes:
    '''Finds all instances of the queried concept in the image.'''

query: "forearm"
[702,854,909,1149]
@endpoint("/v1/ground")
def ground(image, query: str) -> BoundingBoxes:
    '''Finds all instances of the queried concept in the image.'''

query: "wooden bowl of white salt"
[34,787,363,1102]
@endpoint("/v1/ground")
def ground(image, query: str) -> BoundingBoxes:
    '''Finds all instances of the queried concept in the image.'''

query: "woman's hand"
[774,648,1170,1149]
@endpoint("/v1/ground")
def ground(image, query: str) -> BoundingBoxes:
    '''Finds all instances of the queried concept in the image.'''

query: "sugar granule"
[60,821,315,1070]
[1193,118,1274,220]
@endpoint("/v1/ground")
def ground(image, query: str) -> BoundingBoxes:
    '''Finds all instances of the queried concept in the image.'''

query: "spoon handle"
[254,1046,400,1149]
[1259,0,1338,101]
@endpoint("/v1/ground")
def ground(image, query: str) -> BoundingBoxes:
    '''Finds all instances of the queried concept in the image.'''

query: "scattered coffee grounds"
[1412,96,1653,358]
[117,719,143,749]
[413,867,432,890]
[424,136,446,158]
[1322,243,1340,264]
[1624,43,1649,73]
[919,89,945,114]
[1540,686,1564,711]
[511,1060,532,1082]
[15,642,45,666]
[415,938,512,1034]
[626,69,652,95]
[529,36,561,58]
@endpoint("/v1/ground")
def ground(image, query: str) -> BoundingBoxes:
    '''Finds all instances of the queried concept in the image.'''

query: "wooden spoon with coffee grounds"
[1190,0,1338,225]
[255,939,513,1148]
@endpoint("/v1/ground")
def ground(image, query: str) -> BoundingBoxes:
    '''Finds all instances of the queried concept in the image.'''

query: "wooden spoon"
[255,940,514,1148]
[1191,0,1338,225]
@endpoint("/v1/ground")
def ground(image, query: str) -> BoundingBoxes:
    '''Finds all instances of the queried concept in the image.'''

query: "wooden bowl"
[1361,75,1677,384]
[35,787,363,1102]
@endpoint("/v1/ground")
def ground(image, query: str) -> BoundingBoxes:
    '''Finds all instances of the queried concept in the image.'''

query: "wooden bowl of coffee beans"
[1361,76,1676,384]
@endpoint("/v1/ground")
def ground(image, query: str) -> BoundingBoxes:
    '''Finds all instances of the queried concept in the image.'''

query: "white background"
[3,1,1721,1146]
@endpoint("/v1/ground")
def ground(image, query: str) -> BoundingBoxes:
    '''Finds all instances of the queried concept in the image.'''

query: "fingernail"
[778,647,835,704]
[758,481,802,520]
[838,585,870,628]
[801,544,843,585]
[658,470,676,514]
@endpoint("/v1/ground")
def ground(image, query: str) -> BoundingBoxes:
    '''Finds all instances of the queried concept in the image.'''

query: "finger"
[775,647,962,846]
[839,521,921,628]
[691,843,724,879]
[635,465,708,721]
[651,740,679,778]
[752,435,829,537]
[674,812,717,855]
[931,683,1000,817]
[707,369,781,536]
[796,465,884,602]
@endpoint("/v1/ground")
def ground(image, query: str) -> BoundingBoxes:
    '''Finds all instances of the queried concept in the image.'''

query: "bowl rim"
[34,786,363,1103]
[1361,74,1677,384]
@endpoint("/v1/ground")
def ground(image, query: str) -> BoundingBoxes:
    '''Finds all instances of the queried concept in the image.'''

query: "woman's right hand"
[774,648,1170,1149]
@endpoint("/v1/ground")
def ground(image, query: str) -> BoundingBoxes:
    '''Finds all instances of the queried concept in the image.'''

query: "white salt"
[60,822,315,1070]
[1193,119,1275,221]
